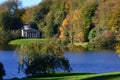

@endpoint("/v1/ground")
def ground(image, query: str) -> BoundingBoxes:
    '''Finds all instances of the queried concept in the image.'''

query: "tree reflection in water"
[0,62,5,80]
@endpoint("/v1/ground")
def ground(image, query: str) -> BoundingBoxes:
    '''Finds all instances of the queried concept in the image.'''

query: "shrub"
[10,30,21,40]
[115,42,120,54]
[88,29,96,42]
[61,39,70,46]
[88,31,116,49]
[0,30,11,45]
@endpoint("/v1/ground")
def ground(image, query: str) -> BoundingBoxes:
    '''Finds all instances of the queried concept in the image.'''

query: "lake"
[64,51,120,73]
[0,50,120,79]
[0,50,25,79]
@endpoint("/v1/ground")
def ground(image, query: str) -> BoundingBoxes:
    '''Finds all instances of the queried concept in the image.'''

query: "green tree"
[0,0,23,30]
[80,0,98,41]
[45,12,54,38]
[15,38,71,76]
[88,29,96,41]
[22,0,51,24]
[0,11,12,30]
[0,30,11,45]
[21,6,36,24]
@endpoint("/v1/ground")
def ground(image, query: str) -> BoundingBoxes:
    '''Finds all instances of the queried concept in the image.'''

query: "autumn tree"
[59,0,98,44]
[88,0,119,49]
[21,7,36,24]
[59,18,69,43]
[116,29,120,54]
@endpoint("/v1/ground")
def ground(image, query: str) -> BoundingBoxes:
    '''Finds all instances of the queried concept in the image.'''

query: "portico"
[21,24,41,38]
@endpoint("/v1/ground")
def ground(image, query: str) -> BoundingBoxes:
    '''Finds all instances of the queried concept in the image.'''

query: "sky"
[0,0,42,8]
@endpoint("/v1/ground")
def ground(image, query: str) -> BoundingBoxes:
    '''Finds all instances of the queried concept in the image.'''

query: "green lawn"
[74,42,88,48]
[9,38,46,46]
[20,72,120,80]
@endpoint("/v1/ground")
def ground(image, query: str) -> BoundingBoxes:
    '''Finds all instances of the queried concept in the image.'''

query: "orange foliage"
[65,0,71,12]
[65,0,71,10]
[59,18,69,39]
[62,19,68,27]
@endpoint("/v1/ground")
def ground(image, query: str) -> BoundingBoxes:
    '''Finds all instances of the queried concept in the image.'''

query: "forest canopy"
[0,0,120,51]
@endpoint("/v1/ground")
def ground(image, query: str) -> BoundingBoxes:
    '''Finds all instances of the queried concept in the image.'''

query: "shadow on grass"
[27,73,94,78]
[82,74,120,80]
[11,73,94,80]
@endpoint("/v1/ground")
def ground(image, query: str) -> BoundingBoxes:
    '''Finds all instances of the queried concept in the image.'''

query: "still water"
[64,51,120,73]
[0,50,25,79]
[0,50,120,79]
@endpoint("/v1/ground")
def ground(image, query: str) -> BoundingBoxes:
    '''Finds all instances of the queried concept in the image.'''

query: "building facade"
[21,24,40,38]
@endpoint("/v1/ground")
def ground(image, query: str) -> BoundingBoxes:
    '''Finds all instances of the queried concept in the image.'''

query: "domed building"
[21,24,41,38]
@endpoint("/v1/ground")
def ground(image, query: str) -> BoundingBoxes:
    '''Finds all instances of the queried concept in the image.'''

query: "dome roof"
[23,24,31,30]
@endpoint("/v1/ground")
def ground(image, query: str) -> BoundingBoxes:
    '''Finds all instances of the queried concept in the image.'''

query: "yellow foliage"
[77,32,84,42]
[116,42,120,54]
[73,10,80,21]
[65,0,71,10]
[21,7,37,23]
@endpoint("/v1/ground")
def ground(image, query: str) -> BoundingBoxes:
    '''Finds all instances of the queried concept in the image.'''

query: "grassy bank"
[74,42,88,48]
[19,72,120,80]
[9,38,46,46]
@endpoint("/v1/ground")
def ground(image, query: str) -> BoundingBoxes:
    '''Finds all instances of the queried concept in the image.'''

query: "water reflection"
[0,50,120,79]
[0,62,5,80]
[0,45,16,50]
[0,50,25,79]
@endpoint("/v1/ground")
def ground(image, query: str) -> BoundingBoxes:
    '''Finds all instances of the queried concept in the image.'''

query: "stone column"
[26,32,28,38]
[34,32,36,38]
[32,32,34,38]
[29,32,31,38]
[29,32,30,38]
[28,32,29,38]
[33,32,35,38]
[31,32,32,38]
[31,32,33,38]
[30,32,31,38]
[27,32,28,38]
[35,32,37,38]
